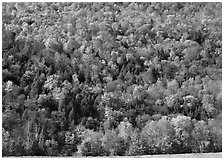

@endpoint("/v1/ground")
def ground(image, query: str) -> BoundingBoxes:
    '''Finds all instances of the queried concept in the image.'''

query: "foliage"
[207,118,222,152]
[191,120,210,153]
[2,2,221,157]
[140,116,175,155]
[170,115,194,153]
[76,129,106,156]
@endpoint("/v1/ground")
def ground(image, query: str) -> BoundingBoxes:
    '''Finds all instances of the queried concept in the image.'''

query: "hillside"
[2,2,222,157]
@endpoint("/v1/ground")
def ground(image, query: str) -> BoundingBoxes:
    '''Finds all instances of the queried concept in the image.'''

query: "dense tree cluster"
[2,2,222,156]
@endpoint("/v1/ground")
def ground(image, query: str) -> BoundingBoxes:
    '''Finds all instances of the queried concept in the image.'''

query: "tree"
[170,115,194,153]
[191,120,210,153]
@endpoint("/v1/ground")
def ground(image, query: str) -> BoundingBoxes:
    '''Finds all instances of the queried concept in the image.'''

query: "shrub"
[101,129,129,156]
[77,129,106,156]
[2,128,16,156]
[127,129,142,156]
[191,120,210,153]
[74,124,87,144]
[155,116,175,154]
[101,130,118,156]
[112,118,133,155]
[44,139,59,156]
[170,115,194,154]
[118,118,133,141]
[61,131,78,156]
[114,136,130,156]
[140,116,175,155]
[207,118,222,152]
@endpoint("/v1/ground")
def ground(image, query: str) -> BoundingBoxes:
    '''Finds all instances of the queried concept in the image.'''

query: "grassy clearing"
[126,152,222,158]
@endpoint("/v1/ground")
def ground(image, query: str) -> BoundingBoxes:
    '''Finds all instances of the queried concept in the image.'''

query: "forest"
[2,2,222,156]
